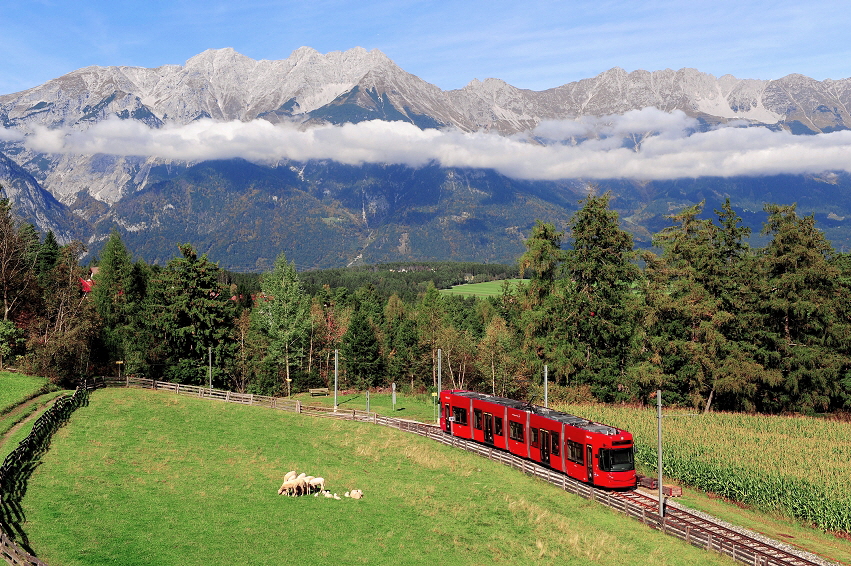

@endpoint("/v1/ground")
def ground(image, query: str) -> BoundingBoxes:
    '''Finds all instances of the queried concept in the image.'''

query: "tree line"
[2,190,850,415]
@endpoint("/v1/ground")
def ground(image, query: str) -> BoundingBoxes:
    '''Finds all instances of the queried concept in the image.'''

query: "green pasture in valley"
[21,388,735,566]
[440,279,525,297]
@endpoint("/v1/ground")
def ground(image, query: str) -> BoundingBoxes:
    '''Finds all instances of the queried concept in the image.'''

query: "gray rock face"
[1,47,850,259]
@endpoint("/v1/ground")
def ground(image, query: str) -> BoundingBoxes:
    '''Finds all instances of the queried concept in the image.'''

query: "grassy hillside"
[22,388,734,566]
[0,372,64,461]
[0,372,49,413]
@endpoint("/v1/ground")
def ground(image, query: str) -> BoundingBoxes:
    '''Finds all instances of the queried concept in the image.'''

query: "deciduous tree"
[252,252,311,391]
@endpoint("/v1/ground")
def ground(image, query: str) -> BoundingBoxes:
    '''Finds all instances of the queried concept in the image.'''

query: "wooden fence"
[1,383,89,566]
[2,377,818,566]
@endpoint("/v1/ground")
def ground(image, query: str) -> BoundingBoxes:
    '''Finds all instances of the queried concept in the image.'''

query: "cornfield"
[554,403,851,534]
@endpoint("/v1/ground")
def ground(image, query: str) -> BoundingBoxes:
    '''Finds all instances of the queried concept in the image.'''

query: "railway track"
[613,490,827,566]
[385,420,836,566]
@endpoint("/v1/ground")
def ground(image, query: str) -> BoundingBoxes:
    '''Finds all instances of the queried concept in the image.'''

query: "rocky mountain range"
[2,47,851,270]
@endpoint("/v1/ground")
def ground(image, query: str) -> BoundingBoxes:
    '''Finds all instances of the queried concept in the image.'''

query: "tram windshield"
[600,448,634,472]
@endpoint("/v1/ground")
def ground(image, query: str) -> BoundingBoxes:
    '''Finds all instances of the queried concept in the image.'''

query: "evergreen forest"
[3,190,851,415]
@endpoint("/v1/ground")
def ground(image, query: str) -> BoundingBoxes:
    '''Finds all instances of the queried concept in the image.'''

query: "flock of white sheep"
[277,470,363,500]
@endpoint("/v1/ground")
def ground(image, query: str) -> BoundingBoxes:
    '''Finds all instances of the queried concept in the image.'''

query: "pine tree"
[341,306,384,389]
[644,202,733,409]
[149,244,232,384]
[562,192,641,400]
[37,230,59,287]
[757,203,846,412]
[92,229,133,361]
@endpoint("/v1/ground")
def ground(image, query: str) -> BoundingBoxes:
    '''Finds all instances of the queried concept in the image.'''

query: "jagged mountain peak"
[5,50,851,268]
[184,47,257,70]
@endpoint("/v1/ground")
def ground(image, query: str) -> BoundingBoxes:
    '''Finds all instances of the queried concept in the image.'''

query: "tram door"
[444,404,452,434]
[540,430,550,466]
[586,445,594,484]
[483,413,494,444]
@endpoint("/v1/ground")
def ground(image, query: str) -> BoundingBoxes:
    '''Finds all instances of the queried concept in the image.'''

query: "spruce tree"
[37,230,59,287]
[342,305,384,389]
[150,244,232,384]
[563,192,641,400]
[757,203,846,412]
[92,229,133,362]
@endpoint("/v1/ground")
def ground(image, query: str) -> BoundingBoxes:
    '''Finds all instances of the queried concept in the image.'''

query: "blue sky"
[2,0,850,95]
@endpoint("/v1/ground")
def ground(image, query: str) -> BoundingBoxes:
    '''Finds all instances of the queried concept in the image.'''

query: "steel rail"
[614,490,823,566]
[383,420,830,566]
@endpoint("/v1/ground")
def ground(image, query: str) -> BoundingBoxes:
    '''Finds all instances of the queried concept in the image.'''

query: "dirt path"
[0,393,62,452]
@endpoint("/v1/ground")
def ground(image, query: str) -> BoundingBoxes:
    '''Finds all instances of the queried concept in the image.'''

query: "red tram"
[439,390,636,489]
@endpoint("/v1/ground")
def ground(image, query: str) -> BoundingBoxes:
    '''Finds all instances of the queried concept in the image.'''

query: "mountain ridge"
[2,47,851,267]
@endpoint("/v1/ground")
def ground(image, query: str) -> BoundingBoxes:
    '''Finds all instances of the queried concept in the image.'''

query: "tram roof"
[448,390,622,436]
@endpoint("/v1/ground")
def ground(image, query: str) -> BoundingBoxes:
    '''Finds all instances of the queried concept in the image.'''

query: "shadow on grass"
[0,384,90,556]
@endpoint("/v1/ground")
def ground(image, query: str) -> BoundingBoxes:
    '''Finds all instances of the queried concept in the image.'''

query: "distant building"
[80,266,99,293]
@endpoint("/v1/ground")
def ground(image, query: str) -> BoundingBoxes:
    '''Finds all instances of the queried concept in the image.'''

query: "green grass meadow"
[21,388,734,566]
[440,279,525,297]
[0,372,66,461]
[294,390,440,423]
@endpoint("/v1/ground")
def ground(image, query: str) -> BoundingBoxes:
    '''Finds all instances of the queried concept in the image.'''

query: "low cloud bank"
[10,108,851,180]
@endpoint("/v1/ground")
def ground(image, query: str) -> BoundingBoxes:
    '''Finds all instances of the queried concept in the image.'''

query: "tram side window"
[551,432,560,456]
[509,421,524,442]
[567,440,583,464]
[452,406,468,426]
[474,409,483,430]
[494,417,503,436]
[531,428,539,447]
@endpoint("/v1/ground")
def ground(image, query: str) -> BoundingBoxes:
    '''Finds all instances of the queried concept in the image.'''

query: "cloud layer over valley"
[12,108,851,181]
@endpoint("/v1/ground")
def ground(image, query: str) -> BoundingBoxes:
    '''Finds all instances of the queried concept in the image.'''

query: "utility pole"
[437,348,442,424]
[544,365,548,408]
[437,348,442,394]
[208,347,212,390]
[657,389,664,518]
[334,349,338,412]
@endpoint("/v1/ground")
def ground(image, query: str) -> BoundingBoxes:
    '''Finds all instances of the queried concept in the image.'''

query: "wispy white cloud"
[14,110,851,181]
[0,128,24,142]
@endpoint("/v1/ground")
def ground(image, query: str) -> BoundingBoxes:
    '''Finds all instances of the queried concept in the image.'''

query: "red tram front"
[439,390,636,489]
